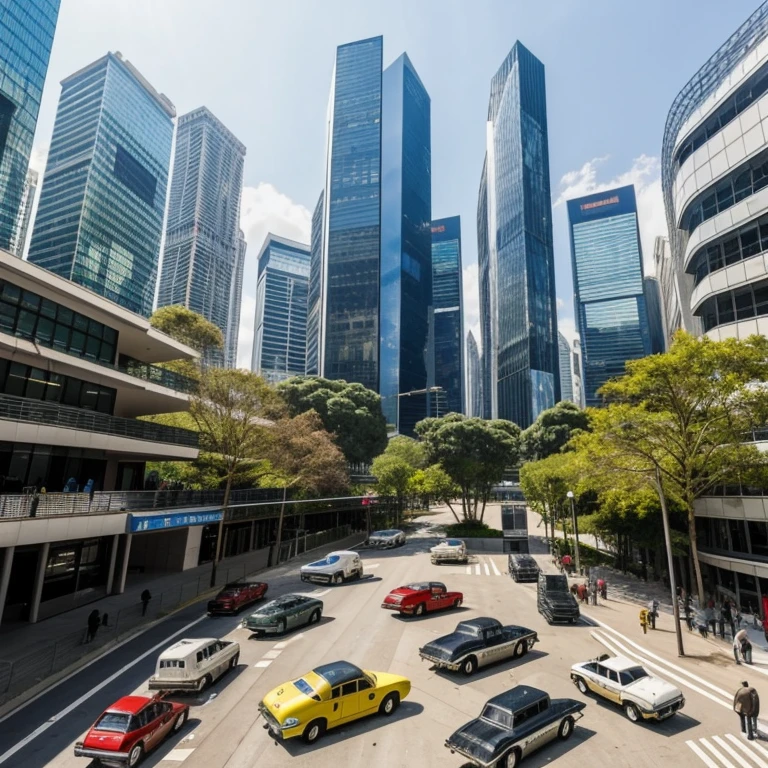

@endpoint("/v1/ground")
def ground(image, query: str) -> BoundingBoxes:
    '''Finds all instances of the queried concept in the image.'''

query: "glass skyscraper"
[225,229,247,368]
[558,332,574,403]
[431,216,464,415]
[10,168,38,257]
[305,190,324,375]
[477,42,559,428]
[643,276,666,354]
[0,1,60,252]
[567,184,651,407]
[466,330,483,418]
[28,52,174,317]
[157,107,246,365]
[252,234,310,383]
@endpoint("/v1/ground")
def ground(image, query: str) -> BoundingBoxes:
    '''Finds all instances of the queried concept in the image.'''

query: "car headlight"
[281,718,300,729]
[241,619,247,627]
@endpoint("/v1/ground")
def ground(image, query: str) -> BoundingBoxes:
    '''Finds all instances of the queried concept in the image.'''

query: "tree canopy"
[150,305,224,355]
[277,376,387,464]
[520,400,590,461]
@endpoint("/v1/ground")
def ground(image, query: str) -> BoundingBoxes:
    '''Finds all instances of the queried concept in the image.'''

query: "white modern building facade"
[557,332,574,403]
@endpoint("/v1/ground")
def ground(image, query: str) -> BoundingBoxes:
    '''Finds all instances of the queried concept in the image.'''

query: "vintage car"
[537,573,580,624]
[508,554,540,583]
[418,617,538,676]
[300,550,363,584]
[381,582,463,616]
[430,538,468,564]
[207,578,268,614]
[259,660,411,744]
[445,686,585,768]
[148,637,240,692]
[74,694,188,767]
[242,593,324,636]
[367,529,406,548]
[570,653,685,722]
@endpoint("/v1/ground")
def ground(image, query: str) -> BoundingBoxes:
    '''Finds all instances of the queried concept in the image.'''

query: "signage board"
[127,509,223,534]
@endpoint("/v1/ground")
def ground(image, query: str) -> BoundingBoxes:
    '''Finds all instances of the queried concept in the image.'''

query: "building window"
[0,92,16,168]
[113,145,157,207]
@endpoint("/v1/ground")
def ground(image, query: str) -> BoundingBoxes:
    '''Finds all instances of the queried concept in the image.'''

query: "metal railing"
[91,487,288,513]
[117,358,197,394]
[0,394,199,447]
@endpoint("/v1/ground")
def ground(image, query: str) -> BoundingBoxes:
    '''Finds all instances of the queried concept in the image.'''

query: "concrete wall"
[183,526,203,570]
[128,528,187,573]
[466,538,506,553]
[0,512,127,548]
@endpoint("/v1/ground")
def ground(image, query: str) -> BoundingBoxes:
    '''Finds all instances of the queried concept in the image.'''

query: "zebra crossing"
[462,557,503,576]
[686,732,768,767]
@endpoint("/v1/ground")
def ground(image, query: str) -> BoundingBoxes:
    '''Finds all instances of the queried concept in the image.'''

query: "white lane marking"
[366,563,380,569]
[688,740,724,768]
[749,738,768,760]
[489,559,501,576]
[277,632,305,649]
[475,564,480,575]
[700,737,738,768]
[465,565,471,575]
[296,589,330,598]
[725,733,768,768]
[164,748,196,762]
[590,630,731,711]
[254,660,272,668]
[0,614,207,766]
[483,562,490,576]
[262,650,282,660]
[713,735,756,767]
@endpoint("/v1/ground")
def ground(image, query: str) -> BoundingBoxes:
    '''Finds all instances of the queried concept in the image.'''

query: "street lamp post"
[391,386,445,436]
[566,490,581,574]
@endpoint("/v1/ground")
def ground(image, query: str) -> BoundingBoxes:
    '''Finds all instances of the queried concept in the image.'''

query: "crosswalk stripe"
[688,740,724,768]
[724,734,768,768]
[713,735,755,767]
[483,562,490,576]
[749,739,768,760]
[465,565,471,574]
[489,559,502,576]
[700,737,738,768]
[475,564,480,575]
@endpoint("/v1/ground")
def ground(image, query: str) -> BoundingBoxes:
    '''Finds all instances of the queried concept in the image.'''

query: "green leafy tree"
[277,376,387,464]
[408,464,460,522]
[576,331,768,603]
[416,414,521,521]
[519,452,575,547]
[149,305,224,354]
[520,400,590,461]
[384,435,427,469]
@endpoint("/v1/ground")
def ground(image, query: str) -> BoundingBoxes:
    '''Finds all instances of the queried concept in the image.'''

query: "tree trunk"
[210,472,233,588]
[273,484,288,567]
[445,500,461,524]
[688,505,706,605]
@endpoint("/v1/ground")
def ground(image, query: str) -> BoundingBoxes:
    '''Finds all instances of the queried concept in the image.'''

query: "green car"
[241,593,324,636]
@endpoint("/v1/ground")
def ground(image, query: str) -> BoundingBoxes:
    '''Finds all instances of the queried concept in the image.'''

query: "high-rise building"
[157,107,246,365]
[319,37,432,436]
[558,332,574,403]
[477,42,559,428]
[572,336,584,408]
[10,168,38,257]
[431,216,464,415]
[252,234,310,383]
[644,276,666,354]
[653,235,681,347]
[28,52,174,316]
[0,1,60,251]
[305,190,324,375]
[567,185,651,407]
[466,330,483,418]
[225,229,247,368]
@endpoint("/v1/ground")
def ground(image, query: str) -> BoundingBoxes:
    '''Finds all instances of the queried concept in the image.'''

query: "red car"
[207,578,268,614]
[381,581,463,616]
[74,694,188,767]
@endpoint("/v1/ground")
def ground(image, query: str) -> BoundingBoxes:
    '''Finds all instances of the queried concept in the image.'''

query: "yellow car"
[259,660,411,744]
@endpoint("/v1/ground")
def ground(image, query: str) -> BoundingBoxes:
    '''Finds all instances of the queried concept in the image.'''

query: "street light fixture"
[566,490,581,574]
[390,386,445,436]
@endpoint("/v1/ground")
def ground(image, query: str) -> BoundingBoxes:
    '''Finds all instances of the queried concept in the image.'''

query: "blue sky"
[31,0,763,365]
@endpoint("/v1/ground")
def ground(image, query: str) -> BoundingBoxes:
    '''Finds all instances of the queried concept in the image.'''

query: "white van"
[148,637,240,692]
[300,550,363,585]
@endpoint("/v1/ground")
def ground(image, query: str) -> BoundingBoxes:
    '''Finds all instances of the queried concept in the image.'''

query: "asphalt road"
[0,526,765,768]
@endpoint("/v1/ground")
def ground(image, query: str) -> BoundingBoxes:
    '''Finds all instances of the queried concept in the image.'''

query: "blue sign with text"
[127,510,223,533]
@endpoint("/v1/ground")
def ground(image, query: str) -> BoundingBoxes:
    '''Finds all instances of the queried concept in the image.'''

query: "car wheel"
[461,656,477,676]
[513,640,526,658]
[379,692,400,716]
[278,618,287,634]
[414,603,426,617]
[624,702,640,723]
[500,747,521,768]
[173,709,188,732]
[198,674,212,692]
[333,572,343,585]
[302,719,326,744]
[309,609,321,625]
[230,653,239,669]
[453,598,461,609]
[558,715,574,740]
[128,743,144,767]
[575,676,589,695]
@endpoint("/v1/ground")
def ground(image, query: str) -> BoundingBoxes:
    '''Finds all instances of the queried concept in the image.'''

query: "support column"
[29,542,50,624]
[0,546,15,627]
[105,534,120,594]
[249,520,256,552]
[116,533,133,595]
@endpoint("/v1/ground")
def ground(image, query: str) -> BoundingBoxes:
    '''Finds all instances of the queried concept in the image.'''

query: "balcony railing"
[91,487,288,513]
[117,359,197,394]
[0,394,199,447]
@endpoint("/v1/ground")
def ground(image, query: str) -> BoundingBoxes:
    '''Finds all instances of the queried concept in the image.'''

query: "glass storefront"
[0,442,106,492]
[41,537,112,603]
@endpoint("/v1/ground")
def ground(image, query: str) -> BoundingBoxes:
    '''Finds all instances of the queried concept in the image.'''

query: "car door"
[296,597,314,625]
[357,676,378,714]
[210,641,228,679]
[340,681,360,720]
[141,704,165,752]
[595,664,621,703]
[429,584,449,611]
[327,686,344,726]
[280,599,297,629]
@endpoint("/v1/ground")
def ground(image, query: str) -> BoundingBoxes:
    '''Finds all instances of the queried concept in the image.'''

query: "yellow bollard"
[639,608,649,635]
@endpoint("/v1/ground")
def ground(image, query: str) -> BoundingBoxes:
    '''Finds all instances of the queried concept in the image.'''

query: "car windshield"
[446,540,462,547]
[95,712,132,733]
[481,704,513,729]
[293,678,317,697]
[620,666,650,684]
[308,555,340,567]
[372,530,398,537]
[219,589,239,597]
[405,583,429,591]
[256,600,290,616]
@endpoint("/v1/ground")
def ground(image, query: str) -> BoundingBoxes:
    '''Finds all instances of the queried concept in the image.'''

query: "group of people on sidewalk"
[571,578,607,605]
[82,589,153,645]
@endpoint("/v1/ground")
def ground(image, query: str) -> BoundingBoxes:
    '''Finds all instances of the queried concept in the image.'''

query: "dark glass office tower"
[477,42,559,428]
[466,330,483,418]
[0,1,60,251]
[431,216,464,414]
[28,53,174,316]
[477,158,492,419]
[157,107,246,365]
[643,276,666,354]
[226,229,247,368]
[305,190,324,375]
[567,185,651,407]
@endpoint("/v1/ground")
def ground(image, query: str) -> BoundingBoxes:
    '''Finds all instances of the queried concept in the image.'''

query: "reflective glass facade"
[476,159,492,419]
[568,185,651,407]
[305,190,324,375]
[322,37,383,391]
[557,332,574,403]
[28,53,174,317]
[0,1,59,251]
[157,108,246,366]
[226,230,246,368]
[643,276,666,354]
[478,42,559,428]
[252,235,310,383]
[466,330,483,418]
[431,216,464,415]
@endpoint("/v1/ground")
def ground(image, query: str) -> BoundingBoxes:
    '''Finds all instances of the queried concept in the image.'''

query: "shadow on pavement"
[433,650,549,685]
[160,666,246,703]
[523,725,597,766]
[390,606,471,622]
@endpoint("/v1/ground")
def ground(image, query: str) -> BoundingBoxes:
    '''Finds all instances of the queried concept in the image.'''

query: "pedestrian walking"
[597,578,607,600]
[734,681,760,740]
[591,580,598,606]
[577,583,588,603]
[86,609,100,643]
[648,599,659,630]
[704,605,717,636]
[696,609,709,638]
[723,600,735,639]
[734,628,753,664]
[141,589,152,617]
[683,599,694,631]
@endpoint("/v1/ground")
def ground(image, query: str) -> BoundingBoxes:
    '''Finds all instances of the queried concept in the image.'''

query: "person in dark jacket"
[734,681,760,740]
[86,609,100,643]
[141,589,152,616]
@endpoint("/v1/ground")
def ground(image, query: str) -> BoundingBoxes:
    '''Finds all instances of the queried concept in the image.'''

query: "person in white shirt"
[734,628,752,665]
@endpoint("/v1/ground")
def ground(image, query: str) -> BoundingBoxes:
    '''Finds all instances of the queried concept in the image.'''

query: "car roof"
[158,637,218,659]
[313,661,365,687]
[107,695,151,715]
[224,579,264,588]
[328,550,357,557]
[597,655,641,672]
[263,594,305,606]
[402,582,445,591]
[458,617,500,630]
[487,686,548,712]
[372,529,402,535]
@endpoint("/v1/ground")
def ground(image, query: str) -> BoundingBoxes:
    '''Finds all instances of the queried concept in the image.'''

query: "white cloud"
[555,154,666,274]
[236,182,311,369]
[462,261,479,350]
[557,315,578,347]
[556,297,565,310]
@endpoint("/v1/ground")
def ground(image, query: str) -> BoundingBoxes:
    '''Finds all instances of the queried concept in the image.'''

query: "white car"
[368,529,406,548]
[430,538,468,564]
[300,550,364,584]
[570,653,685,722]
[148,637,240,693]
